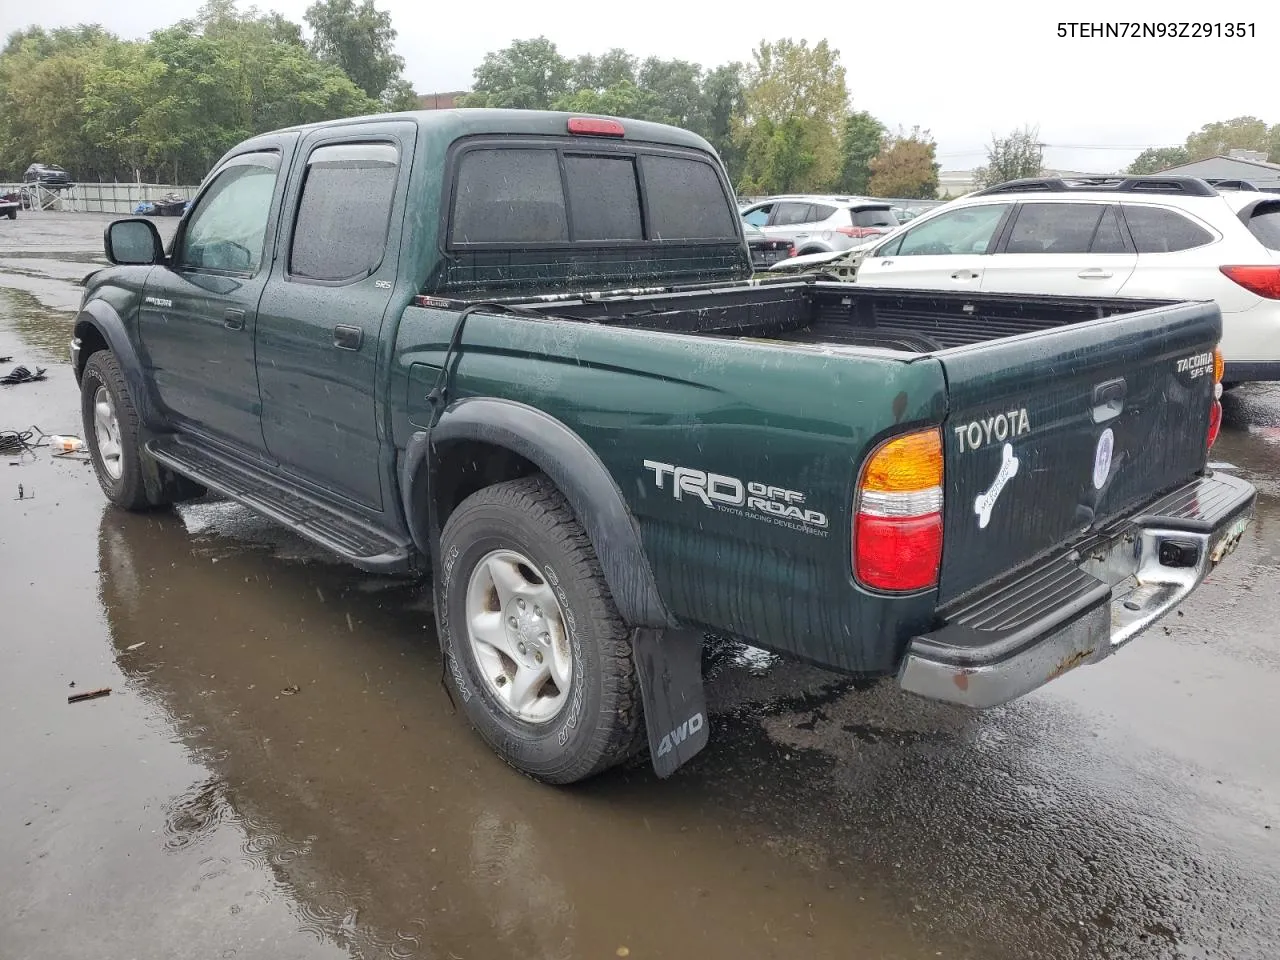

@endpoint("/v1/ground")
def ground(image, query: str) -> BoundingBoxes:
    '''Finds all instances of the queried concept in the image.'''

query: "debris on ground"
[1,364,47,386]
[67,687,111,704]
[47,435,84,454]
[281,685,300,696]
[125,642,146,651]
[15,483,33,500]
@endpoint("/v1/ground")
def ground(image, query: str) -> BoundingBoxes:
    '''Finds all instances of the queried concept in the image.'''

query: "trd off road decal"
[974,443,1020,530]
[642,460,829,537]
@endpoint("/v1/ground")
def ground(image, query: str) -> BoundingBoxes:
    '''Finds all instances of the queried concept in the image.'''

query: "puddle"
[0,286,74,363]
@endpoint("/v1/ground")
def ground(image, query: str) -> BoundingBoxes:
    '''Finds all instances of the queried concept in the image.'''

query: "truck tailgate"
[935,301,1220,603]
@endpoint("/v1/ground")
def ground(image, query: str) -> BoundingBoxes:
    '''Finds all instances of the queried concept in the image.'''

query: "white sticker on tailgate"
[974,443,1020,529]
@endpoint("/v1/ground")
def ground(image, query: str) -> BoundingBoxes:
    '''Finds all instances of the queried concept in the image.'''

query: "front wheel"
[80,351,202,510]
[438,476,643,784]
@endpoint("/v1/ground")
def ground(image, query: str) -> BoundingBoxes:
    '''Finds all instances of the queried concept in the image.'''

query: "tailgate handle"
[1092,378,1126,422]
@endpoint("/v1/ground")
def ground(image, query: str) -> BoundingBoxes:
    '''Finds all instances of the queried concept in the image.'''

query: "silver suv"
[739,195,899,254]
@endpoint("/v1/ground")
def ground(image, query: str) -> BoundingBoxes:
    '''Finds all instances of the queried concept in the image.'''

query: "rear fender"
[401,397,676,629]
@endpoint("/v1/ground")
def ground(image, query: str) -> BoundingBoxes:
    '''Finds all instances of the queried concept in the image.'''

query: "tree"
[637,58,703,129]
[734,38,848,194]
[972,125,1043,189]
[1125,145,1190,175]
[458,37,571,110]
[304,0,406,101]
[553,81,665,122]
[571,49,637,92]
[868,127,939,199]
[835,110,883,194]
[1184,116,1271,160]
[699,62,745,181]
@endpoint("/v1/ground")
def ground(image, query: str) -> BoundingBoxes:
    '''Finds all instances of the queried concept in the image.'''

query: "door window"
[771,201,813,226]
[1004,203,1104,254]
[178,152,281,273]
[1089,207,1129,253]
[893,203,1011,256]
[290,142,400,282]
[742,205,772,226]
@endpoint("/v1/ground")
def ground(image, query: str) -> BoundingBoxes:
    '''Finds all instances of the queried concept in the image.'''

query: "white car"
[776,177,1280,383]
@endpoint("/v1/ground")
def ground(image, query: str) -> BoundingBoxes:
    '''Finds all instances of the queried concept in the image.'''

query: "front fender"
[402,398,676,629]
[73,298,163,430]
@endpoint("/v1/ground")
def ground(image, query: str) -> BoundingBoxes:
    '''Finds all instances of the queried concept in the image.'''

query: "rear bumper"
[898,473,1256,708]
[1223,360,1280,383]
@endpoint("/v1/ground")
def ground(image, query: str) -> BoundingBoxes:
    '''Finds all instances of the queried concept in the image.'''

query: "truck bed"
[529,281,1173,354]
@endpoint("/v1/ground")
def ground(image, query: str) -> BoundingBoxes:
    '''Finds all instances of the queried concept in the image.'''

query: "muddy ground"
[2,212,1278,960]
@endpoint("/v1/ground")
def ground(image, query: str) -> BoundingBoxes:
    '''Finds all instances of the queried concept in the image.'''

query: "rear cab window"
[448,142,738,247]
[1120,204,1215,253]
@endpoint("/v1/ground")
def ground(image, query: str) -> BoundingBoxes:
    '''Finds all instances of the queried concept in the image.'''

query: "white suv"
[740,195,899,254]
[799,177,1280,383]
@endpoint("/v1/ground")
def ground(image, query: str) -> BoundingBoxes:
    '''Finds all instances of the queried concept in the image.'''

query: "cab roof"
[268,108,718,155]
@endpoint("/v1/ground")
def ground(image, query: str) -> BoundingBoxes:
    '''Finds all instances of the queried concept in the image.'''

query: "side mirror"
[104,218,164,266]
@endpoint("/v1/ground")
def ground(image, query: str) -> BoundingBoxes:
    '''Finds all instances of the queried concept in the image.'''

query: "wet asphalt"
[1,213,1278,960]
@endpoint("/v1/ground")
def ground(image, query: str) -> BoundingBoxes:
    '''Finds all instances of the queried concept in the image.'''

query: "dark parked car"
[0,191,19,220]
[744,221,792,269]
[23,163,74,188]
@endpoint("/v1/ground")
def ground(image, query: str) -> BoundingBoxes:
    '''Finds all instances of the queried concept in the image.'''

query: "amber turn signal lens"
[860,429,943,493]
[1213,347,1225,384]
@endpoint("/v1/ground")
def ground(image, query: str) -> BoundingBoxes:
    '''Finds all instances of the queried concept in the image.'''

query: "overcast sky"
[4,0,1276,172]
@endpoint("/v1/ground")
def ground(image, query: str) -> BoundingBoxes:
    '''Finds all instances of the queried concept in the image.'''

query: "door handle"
[333,324,363,351]
[1078,268,1114,279]
[950,270,980,280]
[224,308,246,330]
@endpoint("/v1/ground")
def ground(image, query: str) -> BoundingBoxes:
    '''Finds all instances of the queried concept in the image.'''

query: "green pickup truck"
[71,109,1255,784]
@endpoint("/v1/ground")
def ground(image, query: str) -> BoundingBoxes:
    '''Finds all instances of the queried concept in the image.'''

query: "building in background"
[418,91,468,110]
[938,168,1121,199]
[1153,149,1280,191]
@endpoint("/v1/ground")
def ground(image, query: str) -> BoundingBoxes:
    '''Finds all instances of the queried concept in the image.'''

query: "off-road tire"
[438,475,643,784]
[80,351,202,510]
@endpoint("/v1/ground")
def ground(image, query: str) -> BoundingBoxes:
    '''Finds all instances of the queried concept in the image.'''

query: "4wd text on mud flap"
[656,712,705,758]
[643,460,829,530]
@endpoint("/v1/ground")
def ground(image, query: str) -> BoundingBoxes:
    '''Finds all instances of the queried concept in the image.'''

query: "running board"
[146,436,416,574]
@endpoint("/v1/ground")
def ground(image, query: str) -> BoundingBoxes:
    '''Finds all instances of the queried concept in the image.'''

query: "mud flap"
[632,628,709,778]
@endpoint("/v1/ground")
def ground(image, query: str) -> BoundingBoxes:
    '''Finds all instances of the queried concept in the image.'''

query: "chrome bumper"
[898,473,1256,708]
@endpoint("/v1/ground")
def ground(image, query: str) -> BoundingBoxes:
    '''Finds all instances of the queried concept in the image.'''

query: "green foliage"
[972,125,1043,189]
[835,111,884,195]
[1126,146,1190,175]
[734,38,848,194]
[304,0,408,101]
[0,1,378,183]
[1184,116,1270,161]
[868,127,939,199]
[457,37,572,109]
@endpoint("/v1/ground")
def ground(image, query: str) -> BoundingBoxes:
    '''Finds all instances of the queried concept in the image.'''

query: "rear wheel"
[4,209,15,220]
[438,475,643,783]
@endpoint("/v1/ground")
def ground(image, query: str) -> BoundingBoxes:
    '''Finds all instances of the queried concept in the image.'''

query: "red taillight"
[854,428,944,592]
[787,244,797,258]
[1207,345,1224,448]
[1219,265,1280,299]
[855,514,944,590]
[567,117,625,137]
[835,226,879,238]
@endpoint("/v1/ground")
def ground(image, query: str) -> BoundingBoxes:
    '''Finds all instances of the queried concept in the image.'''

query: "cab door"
[137,138,296,454]
[254,123,415,510]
